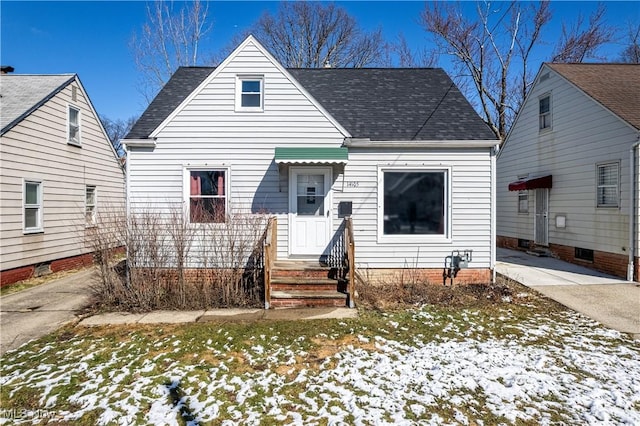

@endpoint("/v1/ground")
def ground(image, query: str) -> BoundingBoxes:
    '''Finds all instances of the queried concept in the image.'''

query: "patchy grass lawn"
[1,280,639,425]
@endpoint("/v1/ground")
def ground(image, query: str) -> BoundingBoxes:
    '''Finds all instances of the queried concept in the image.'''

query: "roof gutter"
[123,138,156,149]
[344,138,499,149]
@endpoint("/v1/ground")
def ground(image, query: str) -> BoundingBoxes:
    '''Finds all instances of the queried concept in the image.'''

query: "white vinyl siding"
[127,40,346,264]
[497,65,637,256]
[126,38,494,270]
[0,79,125,271]
[335,149,492,269]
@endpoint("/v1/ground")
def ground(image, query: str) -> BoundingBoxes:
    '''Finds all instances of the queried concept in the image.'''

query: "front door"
[289,167,332,256]
[534,188,549,246]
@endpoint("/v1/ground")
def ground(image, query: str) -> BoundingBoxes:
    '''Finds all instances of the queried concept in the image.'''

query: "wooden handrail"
[263,216,277,309]
[345,217,356,308]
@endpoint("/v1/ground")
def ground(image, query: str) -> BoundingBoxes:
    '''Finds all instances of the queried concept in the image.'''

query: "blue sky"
[2,1,638,123]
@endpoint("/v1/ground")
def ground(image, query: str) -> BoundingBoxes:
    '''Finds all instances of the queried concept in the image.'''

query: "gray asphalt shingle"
[1,74,75,134]
[126,66,497,142]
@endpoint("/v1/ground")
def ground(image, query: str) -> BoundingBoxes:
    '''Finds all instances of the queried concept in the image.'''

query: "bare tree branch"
[250,2,385,68]
[420,1,616,140]
[100,115,137,158]
[620,22,640,63]
[551,3,615,62]
[130,0,213,102]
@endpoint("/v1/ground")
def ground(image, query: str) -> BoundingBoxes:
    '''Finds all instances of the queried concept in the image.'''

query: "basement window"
[575,247,594,262]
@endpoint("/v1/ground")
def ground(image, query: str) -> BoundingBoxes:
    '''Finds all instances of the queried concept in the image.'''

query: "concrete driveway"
[0,268,95,355]
[496,248,640,339]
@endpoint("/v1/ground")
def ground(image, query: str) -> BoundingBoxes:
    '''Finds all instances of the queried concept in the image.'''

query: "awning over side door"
[274,147,348,165]
[508,175,553,191]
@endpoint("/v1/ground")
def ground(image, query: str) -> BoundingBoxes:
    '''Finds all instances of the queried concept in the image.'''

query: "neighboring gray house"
[497,63,640,280]
[0,72,125,285]
[123,36,499,306]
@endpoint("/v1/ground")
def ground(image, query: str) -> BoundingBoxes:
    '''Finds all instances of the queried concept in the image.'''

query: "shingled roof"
[546,63,640,131]
[1,74,75,135]
[126,66,497,141]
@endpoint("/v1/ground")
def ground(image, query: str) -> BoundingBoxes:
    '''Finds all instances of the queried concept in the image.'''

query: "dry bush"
[87,205,268,312]
[355,270,520,310]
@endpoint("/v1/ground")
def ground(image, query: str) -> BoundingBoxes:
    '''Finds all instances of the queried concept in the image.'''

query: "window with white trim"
[597,162,619,208]
[539,94,551,130]
[86,185,97,225]
[517,175,528,214]
[518,191,529,213]
[235,76,263,111]
[381,169,448,238]
[188,169,227,223]
[24,180,43,232]
[68,105,81,145]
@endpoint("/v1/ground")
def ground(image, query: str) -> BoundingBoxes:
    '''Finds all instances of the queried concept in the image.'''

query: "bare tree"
[420,1,616,140]
[130,0,213,102]
[620,22,640,63]
[250,2,385,68]
[551,4,615,62]
[420,1,552,140]
[100,115,137,158]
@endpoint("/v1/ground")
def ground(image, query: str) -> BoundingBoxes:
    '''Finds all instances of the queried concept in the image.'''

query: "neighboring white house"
[497,63,640,280]
[0,70,125,285]
[122,36,499,298]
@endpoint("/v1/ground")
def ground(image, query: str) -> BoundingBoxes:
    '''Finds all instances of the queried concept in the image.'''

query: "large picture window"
[189,170,227,223]
[382,170,447,237]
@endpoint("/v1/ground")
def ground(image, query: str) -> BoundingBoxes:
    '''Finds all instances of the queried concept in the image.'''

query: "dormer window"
[236,76,263,111]
[68,105,81,145]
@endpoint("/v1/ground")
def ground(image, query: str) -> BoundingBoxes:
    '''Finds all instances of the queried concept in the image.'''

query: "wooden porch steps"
[269,260,348,308]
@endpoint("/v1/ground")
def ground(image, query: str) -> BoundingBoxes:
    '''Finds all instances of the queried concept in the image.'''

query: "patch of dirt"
[355,274,537,310]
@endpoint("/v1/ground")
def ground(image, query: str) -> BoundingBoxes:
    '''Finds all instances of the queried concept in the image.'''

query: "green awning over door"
[274,147,348,164]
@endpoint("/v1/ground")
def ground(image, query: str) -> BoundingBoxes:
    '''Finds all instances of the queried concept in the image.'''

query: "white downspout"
[491,144,499,283]
[629,139,640,281]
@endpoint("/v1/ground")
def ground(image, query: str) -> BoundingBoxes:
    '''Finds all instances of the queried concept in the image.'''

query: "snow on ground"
[1,307,639,425]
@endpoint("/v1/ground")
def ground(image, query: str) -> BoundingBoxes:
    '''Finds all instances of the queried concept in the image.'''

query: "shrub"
[87,205,268,312]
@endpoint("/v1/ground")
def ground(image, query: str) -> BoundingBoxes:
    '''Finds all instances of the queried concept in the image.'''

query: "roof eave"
[123,138,157,149]
[344,138,499,149]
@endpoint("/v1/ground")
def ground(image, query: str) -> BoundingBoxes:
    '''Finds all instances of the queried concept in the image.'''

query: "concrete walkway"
[0,268,356,355]
[496,248,640,339]
[79,307,357,326]
[0,268,95,355]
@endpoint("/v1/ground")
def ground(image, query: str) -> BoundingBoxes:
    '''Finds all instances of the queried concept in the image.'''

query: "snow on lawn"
[1,307,639,425]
